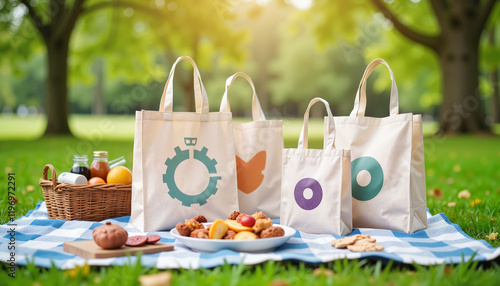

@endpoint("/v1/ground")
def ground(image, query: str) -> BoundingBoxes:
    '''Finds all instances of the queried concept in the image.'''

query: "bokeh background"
[1,0,499,138]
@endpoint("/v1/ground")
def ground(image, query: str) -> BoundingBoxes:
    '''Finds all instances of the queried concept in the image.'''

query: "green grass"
[1,259,500,286]
[1,115,499,284]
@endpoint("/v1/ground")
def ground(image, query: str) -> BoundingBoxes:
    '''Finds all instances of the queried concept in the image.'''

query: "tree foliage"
[0,0,247,135]
[310,0,500,133]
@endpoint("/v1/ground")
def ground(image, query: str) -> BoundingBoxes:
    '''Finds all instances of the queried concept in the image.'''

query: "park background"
[1,0,500,284]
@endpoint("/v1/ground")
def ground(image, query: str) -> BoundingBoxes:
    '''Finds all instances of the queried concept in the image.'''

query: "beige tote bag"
[332,58,427,233]
[281,97,352,235]
[219,73,283,218]
[131,56,239,232]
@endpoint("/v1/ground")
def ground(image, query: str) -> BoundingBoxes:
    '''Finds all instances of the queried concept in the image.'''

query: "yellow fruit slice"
[234,231,258,240]
[224,219,253,232]
[209,219,229,239]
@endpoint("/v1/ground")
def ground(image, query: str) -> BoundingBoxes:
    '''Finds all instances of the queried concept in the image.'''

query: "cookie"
[331,234,378,249]
[347,240,384,252]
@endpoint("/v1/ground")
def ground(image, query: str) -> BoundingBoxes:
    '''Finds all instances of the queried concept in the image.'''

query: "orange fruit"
[106,166,132,184]
[88,177,106,185]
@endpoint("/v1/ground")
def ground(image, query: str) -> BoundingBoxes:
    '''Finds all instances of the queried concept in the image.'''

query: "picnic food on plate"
[175,211,285,240]
[209,220,229,239]
[331,234,384,252]
[260,226,285,238]
[240,215,256,227]
[92,222,128,249]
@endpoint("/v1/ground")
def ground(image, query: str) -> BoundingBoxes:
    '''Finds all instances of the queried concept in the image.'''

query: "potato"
[208,219,228,239]
[224,219,253,232]
[234,231,258,240]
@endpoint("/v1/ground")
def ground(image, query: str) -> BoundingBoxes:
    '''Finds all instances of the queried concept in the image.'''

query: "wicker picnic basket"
[39,164,131,221]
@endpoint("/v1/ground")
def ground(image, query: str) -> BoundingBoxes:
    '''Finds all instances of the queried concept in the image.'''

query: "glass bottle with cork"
[90,151,111,182]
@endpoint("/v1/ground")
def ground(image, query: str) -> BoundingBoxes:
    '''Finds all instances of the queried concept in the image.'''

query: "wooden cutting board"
[63,240,174,259]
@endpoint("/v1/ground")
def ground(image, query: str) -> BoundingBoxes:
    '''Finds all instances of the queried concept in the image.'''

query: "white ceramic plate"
[171,224,296,253]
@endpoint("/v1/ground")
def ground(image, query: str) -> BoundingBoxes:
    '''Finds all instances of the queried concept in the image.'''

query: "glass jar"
[70,155,91,180]
[90,151,110,182]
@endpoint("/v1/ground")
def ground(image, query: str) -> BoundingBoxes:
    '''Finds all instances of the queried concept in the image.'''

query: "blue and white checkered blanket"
[1,202,499,269]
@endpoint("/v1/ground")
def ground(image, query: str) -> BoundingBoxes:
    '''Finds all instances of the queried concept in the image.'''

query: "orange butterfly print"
[235,151,266,194]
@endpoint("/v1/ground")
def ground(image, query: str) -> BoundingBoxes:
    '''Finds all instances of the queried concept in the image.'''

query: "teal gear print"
[163,138,221,206]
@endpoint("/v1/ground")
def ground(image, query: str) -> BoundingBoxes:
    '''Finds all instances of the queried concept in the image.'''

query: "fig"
[92,222,128,249]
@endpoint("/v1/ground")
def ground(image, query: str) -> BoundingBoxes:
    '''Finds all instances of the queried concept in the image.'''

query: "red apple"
[240,215,256,227]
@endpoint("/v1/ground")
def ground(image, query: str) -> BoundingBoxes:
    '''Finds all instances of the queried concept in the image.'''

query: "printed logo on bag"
[235,151,266,194]
[294,178,323,210]
[163,137,222,206]
[351,156,384,201]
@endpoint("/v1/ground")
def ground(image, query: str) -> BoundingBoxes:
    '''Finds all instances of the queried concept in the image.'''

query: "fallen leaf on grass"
[138,272,172,286]
[458,190,471,199]
[447,202,456,207]
[313,268,334,277]
[428,188,443,199]
[444,265,452,276]
[485,233,498,241]
[470,199,481,207]
[427,169,435,177]
[269,280,289,286]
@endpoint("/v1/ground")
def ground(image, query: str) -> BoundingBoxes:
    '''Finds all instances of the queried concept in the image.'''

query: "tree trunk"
[370,0,496,135]
[44,36,72,135]
[436,4,491,135]
[437,44,489,134]
[491,69,500,124]
[489,27,500,124]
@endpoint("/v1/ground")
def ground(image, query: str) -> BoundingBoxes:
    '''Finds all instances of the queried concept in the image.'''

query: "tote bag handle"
[159,56,209,115]
[350,58,399,117]
[219,72,266,121]
[298,97,335,150]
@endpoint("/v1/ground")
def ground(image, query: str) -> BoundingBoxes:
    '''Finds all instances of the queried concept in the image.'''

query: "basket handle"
[43,164,57,186]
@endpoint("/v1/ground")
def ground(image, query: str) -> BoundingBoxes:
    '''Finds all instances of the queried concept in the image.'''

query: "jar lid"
[93,151,108,158]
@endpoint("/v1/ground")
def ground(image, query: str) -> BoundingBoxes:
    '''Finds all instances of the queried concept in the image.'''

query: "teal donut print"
[351,156,384,201]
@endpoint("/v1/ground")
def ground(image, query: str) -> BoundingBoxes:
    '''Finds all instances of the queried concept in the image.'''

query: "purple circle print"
[294,178,323,211]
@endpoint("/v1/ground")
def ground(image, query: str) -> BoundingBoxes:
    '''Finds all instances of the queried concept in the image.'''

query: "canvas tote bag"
[131,56,239,232]
[219,72,283,218]
[332,58,427,233]
[281,97,352,235]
